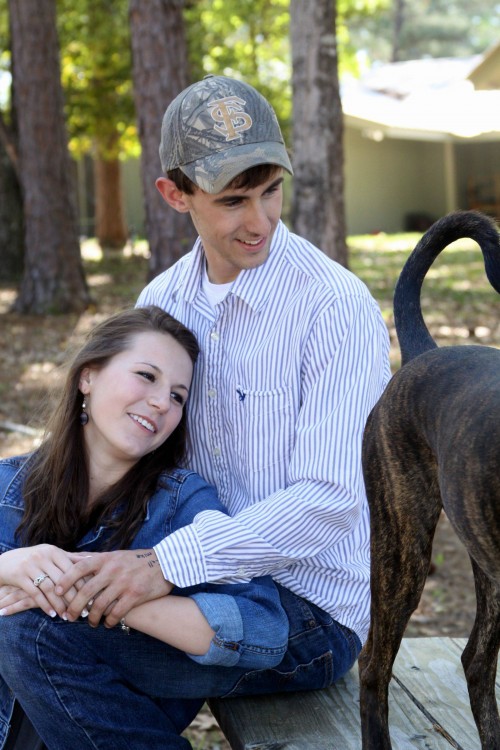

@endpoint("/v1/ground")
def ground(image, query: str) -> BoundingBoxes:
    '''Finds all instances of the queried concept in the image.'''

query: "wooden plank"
[448,636,500,691]
[209,637,500,750]
[209,672,454,749]
[393,637,500,750]
[209,638,471,750]
[210,669,365,750]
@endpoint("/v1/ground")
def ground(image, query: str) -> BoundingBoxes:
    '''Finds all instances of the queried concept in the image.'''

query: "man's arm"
[154,295,390,587]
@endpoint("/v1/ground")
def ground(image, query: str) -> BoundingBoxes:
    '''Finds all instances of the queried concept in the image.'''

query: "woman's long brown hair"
[17,306,199,550]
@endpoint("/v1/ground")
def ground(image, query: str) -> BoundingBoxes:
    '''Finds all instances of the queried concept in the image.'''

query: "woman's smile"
[128,413,157,433]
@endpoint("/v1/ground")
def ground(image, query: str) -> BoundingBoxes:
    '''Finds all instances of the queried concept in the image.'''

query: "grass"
[348,231,500,369]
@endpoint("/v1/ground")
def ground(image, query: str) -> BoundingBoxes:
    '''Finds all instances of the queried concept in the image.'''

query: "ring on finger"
[33,574,50,588]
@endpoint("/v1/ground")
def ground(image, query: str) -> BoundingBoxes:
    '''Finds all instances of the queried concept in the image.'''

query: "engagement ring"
[33,574,50,588]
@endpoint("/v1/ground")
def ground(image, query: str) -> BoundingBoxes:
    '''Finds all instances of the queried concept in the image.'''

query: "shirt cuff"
[187,593,244,667]
[154,524,207,588]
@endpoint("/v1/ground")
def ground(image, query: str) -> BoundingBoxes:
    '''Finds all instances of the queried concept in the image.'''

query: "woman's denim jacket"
[0,455,289,743]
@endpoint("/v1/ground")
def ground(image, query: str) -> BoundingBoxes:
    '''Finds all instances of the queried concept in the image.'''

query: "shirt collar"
[176,221,290,313]
[172,238,206,305]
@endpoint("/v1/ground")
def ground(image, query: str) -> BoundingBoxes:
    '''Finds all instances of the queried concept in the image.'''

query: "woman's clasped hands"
[0,545,93,619]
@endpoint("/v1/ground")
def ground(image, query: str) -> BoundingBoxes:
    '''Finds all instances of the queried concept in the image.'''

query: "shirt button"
[237,567,247,576]
[210,332,220,341]
[213,447,221,457]
[207,388,217,398]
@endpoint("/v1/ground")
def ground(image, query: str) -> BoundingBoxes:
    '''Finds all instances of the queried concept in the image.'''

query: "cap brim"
[180,140,293,194]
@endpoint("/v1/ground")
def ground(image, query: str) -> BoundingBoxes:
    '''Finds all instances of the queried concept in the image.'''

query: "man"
[0,76,390,748]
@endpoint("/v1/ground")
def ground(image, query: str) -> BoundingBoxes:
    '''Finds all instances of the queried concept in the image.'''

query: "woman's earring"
[80,398,89,425]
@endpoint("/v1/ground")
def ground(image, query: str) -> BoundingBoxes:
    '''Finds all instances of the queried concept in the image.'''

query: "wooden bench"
[209,637,500,749]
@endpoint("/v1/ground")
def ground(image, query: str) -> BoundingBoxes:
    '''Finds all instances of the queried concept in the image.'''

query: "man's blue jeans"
[0,585,361,750]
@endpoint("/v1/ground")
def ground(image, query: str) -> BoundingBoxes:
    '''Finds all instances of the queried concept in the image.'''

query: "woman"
[0,306,288,750]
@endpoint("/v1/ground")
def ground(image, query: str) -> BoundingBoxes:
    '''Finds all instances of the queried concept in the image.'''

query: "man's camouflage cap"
[159,75,293,193]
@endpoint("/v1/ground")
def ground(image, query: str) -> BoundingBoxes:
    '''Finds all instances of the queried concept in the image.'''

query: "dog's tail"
[394,210,500,366]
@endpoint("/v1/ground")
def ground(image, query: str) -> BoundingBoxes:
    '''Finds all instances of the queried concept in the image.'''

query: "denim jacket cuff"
[187,592,243,667]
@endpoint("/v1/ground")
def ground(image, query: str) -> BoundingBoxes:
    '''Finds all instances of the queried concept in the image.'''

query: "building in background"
[342,41,500,234]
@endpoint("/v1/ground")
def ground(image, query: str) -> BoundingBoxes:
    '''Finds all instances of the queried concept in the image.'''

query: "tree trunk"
[392,0,406,62]
[129,0,196,281]
[290,0,347,266]
[94,133,128,251]
[0,137,24,281]
[8,0,91,314]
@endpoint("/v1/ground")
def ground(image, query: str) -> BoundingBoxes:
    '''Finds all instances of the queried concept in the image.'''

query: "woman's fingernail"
[50,610,57,618]
[81,608,89,618]
[0,609,6,616]
[62,613,68,621]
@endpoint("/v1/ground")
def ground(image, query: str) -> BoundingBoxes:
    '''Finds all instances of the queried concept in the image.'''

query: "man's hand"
[56,549,173,628]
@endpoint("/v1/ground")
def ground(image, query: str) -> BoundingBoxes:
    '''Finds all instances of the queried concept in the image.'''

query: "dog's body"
[359,211,500,749]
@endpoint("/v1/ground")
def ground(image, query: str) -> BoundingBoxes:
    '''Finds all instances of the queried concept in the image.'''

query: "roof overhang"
[342,58,500,143]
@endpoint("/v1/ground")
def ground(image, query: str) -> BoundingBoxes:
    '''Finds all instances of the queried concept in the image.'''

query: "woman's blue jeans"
[0,585,361,750]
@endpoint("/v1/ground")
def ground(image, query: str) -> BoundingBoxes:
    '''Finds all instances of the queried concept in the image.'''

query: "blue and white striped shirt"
[137,221,391,643]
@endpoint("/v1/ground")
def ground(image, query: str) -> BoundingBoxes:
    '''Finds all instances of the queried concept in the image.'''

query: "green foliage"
[1,0,138,156]
[0,0,7,52]
[0,0,11,114]
[398,0,500,59]
[56,0,137,159]
[347,0,500,64]
[337,0,391,75]
[185,0,292,136]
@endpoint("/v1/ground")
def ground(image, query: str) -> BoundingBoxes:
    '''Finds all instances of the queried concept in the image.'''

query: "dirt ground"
[0,247,485,749]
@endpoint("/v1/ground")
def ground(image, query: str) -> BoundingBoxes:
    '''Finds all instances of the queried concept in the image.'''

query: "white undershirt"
[202,265,234,309]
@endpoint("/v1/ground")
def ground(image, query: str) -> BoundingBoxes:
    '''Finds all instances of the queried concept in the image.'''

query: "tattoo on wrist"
[135,551,158,569]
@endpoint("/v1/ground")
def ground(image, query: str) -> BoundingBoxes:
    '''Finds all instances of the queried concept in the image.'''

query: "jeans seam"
[35,618,100,750]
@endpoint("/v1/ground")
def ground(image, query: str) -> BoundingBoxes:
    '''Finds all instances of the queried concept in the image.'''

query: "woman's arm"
[0,580,215,657]
[122,595,215,655]
[0,580,216,657]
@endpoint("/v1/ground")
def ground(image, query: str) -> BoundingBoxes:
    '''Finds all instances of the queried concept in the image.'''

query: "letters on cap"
[159,75,293,194]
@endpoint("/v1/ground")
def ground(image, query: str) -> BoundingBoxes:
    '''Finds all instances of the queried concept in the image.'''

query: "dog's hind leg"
[461,558,500,749]
[359,498,441,749]
[359,420,442,749]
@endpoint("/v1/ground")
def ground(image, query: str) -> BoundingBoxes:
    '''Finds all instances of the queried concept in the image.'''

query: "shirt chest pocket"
[235,385,295,472]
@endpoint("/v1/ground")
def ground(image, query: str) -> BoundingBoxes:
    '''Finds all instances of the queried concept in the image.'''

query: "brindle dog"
[359,210,500,750]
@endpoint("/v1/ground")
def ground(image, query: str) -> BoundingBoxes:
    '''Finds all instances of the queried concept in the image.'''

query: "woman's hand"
[0,545,88,619]
[0,584,36,615]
